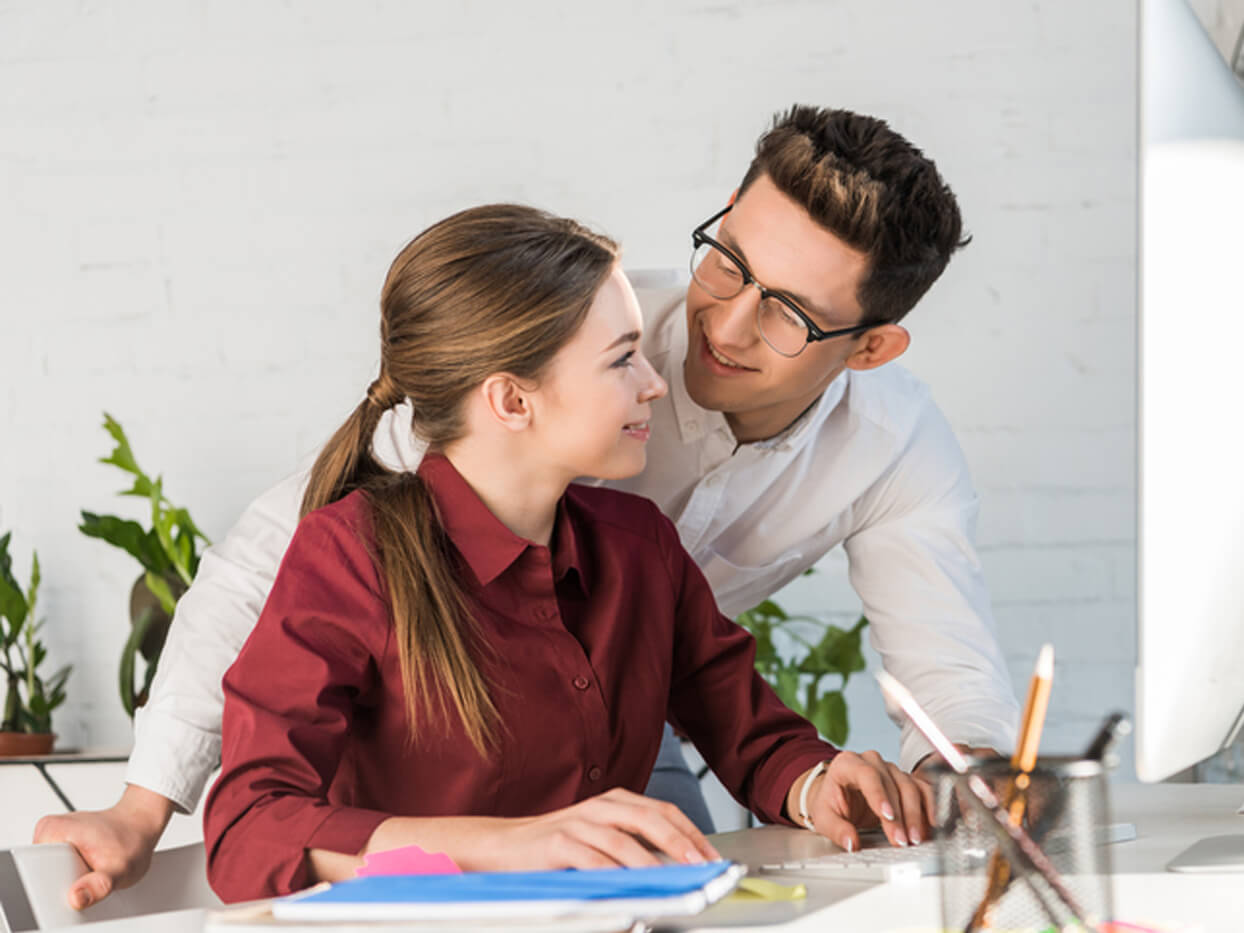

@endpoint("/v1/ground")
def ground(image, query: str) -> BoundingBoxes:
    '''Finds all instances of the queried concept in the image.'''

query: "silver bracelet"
[796,759,830,832]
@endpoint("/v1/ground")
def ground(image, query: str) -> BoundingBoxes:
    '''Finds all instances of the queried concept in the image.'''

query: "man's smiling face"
[682,173,876,443]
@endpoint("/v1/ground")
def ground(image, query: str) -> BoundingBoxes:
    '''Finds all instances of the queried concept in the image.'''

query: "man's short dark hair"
[740,105,970,325]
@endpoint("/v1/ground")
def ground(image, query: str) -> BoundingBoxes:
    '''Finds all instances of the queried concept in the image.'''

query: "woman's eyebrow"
[601,330,641,353]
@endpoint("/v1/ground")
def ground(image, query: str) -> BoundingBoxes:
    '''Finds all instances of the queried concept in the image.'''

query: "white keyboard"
[759,839,943,883]
[754,822,1138,884]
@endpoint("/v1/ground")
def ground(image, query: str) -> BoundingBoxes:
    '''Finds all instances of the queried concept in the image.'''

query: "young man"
[36,105,1017,909]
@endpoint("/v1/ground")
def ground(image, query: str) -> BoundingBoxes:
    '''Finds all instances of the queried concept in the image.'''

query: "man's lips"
[700,332,757,372]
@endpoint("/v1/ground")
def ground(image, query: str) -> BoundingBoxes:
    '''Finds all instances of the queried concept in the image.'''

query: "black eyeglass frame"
[691,205,876,355]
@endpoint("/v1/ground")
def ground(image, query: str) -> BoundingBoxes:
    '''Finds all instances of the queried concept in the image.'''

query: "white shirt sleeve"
[843,399,1019,770]
[126,402,426,813]
[125,468,309,813]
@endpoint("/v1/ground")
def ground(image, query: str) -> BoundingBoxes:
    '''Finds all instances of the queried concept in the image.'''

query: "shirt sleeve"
[656,511,835,826]
[843,398,1019,769]
[126,468,309,813]
[203,503,392,903]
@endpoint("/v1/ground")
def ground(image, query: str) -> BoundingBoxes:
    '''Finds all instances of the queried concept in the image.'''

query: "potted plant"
[79,414,210,717]
[0,531,72,756]
[735,578,868,746]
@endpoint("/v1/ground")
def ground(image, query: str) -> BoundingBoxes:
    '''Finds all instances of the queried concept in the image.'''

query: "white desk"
[32,783,1244,933]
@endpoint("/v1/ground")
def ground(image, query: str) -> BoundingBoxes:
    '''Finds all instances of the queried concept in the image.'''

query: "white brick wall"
[0,2,1137,777]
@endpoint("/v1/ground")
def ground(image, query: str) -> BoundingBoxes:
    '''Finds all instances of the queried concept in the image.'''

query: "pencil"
[969,644,1055,930]
[875,670,1085,928]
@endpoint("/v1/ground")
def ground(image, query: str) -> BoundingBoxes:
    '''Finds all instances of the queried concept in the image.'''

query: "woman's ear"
[479,374,533,431]
[844,324,911,371]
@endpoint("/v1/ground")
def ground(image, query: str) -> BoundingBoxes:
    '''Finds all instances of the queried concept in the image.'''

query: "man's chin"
[683,358,738,413]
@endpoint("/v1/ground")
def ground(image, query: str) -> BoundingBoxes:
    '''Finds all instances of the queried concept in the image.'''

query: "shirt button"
[683,420,697,432]
[572,675,590,690]
[536,605,556,620]
[588,766,603,781]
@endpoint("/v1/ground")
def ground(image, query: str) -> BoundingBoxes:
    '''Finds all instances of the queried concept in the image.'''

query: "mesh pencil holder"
[928,756,1115,932]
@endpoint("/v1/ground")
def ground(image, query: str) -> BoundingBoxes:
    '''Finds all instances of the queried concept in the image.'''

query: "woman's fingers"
[549,818,663,869]
[584,789,720,863]
[521,788,721,871]
[812,752,934,849]
[889,763,932,845]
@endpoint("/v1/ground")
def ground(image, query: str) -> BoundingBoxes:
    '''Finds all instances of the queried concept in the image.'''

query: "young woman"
[203,204,931,902]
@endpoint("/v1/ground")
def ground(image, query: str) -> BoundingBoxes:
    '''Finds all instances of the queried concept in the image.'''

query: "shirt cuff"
[751,744,839,827]
[899,716,1017,772]
[304,805,391,858]
[127,707,222,814]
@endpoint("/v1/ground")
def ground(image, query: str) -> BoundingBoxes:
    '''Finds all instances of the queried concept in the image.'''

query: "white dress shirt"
[128,283,1018,813]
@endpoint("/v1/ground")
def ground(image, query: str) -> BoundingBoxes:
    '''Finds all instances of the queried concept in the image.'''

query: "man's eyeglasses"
[690,205,874,358]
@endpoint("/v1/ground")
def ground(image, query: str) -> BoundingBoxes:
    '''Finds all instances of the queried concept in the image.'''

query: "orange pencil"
[968,643,1054,931]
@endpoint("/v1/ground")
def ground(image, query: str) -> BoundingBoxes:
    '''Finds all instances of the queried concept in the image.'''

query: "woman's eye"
[612,350,636,368]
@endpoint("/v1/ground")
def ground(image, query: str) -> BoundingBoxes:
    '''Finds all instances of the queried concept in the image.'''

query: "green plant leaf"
[0,572,27,637]
[750,599,789,622]
[79,512,170,574]
[28,552,40,616]
[120,608,158,719]
[799,617,867,678]
[99,413,144,477]
[808,688,849,746]
[774,667,804,714]
[0,531,11,581]
[143,571,178,616]
[119,475,158,499]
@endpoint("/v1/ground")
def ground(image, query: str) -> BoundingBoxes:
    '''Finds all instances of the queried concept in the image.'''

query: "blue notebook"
[272,862,745,921]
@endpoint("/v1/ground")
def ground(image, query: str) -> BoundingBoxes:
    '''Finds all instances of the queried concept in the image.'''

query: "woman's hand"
[331,787,723,883]
[787,751,934,853]
[489,787,721,870]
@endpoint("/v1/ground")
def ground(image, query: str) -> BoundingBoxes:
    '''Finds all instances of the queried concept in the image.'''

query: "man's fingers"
[68,871,113,911]
[33,814,68,845]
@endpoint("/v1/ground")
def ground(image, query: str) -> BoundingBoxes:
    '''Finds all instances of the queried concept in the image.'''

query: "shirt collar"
[664,298,848,455]
[417,452,587,592]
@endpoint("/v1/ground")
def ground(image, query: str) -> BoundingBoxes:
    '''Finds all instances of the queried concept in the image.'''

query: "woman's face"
[528,262,668,481]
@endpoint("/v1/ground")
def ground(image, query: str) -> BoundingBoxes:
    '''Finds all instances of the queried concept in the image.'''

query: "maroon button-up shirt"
[204,453,835,901]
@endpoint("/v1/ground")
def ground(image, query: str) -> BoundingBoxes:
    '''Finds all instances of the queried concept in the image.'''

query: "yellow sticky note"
[726,876,808,901]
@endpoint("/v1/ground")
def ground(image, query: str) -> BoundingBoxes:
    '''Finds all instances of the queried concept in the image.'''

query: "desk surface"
[41,782,1244,933]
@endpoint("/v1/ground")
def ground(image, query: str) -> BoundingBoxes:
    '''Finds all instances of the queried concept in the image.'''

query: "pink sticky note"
[357,844,462,877]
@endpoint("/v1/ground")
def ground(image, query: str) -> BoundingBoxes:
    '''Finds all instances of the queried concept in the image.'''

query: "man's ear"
[479,374,533,431]
[844,324,910,371]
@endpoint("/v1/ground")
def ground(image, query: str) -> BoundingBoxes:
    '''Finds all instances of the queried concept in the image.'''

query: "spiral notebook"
[271,862,745,922]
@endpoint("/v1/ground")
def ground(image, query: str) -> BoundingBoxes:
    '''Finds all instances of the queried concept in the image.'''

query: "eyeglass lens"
[690,241,809,357]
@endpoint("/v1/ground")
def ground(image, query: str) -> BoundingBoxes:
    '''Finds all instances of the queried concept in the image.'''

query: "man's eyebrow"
[718,229,835,324]
[602,330,641,352]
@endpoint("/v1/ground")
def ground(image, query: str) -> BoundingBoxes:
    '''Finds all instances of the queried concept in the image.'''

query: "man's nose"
[708,285,760,347]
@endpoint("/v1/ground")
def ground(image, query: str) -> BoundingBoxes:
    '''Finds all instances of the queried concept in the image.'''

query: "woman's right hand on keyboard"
[787,750,934,852]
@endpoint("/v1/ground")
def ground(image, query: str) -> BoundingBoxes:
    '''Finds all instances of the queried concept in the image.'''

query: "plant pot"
[0,731,55,757]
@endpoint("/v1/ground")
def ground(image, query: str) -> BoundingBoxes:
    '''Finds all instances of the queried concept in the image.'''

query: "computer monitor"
[1136,0,1244,870]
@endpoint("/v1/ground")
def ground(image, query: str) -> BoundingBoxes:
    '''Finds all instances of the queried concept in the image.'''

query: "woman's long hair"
[300,204,618,754]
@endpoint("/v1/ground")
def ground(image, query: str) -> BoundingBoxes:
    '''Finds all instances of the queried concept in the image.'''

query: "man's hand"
[912,745,1003,782]
[32,785,175,911]
[787,751,934,853]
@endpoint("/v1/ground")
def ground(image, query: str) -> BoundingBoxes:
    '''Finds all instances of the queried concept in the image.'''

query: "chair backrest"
[0,841,220,930]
